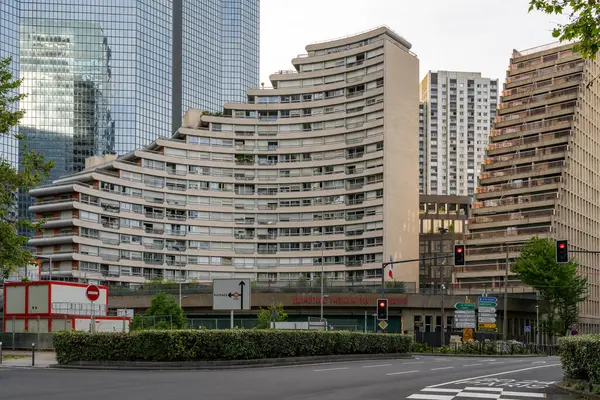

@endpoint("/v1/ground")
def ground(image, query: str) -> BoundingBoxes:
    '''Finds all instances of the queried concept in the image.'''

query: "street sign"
[478,317,497,323]
[456,322,476,329]
[478,301,497,307]
[86,285,100,302]
[478,307,497,313]
[462,328,474,342]
[454,310,476,315]
[524,325,532,333]
[213,279,251,310]
[479,323,497,329]
[378,320,389,330]
[455,302,475,310]
[478,296,497,303]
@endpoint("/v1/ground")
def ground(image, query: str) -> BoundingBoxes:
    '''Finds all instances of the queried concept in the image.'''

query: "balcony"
[469,209,555,225]
[479,160,564,180]
[487,130,570,152]
[483,145,567,166]
[494,100,577,125]
[166,230,187,236]
[476,177,561,196]
[235,233,254,239]
[506,60,584,85]
[472,192,558,210]
[145,212,164,219]
[490,115,573,138]
[465,225,552,241]
[498,87,579,110]
[30,198,75,213]
[144,228,165,235]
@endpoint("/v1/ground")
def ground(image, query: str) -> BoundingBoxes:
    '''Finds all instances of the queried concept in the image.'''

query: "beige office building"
[29,27,420,288]
[457,42,600,331]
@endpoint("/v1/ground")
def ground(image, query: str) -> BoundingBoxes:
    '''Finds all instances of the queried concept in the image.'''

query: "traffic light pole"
[381,255,452,297]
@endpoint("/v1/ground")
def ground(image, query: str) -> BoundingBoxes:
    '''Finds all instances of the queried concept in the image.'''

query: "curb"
[554,382,600,399]
[411,353,549,358]
[53,353,413,371]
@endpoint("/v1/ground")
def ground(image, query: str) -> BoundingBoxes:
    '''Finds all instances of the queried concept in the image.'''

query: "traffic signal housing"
[377,298,388,320]
[454,244,465,266]
[556,240,569,263]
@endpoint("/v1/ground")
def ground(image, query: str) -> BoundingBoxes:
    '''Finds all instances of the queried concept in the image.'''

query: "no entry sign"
[86,285,100,302]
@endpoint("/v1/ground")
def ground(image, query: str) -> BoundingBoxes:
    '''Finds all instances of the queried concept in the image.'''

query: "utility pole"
[503,244,509,341]
[320,244,324,321]
[440,262,445,347]
[535,292,540,348]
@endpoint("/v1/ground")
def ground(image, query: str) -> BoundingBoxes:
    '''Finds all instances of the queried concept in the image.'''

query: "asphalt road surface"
[0,356,576,400]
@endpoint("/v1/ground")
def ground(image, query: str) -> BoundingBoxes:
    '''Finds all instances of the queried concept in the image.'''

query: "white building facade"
[419,71,498,196]
[28,27,421,289]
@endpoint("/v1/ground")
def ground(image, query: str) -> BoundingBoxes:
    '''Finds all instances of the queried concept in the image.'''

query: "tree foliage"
[256,303,288,329]
[0,56,54,279]
[512,237,587,337]
[529,0,600,59]
[130,293,187,330]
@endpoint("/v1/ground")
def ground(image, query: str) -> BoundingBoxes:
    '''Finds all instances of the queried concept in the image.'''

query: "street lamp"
[35,255,53,281]
[314,241,325,321]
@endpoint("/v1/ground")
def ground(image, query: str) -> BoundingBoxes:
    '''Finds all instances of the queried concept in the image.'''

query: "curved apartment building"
[457,42,600,331]
[28,26,420,288]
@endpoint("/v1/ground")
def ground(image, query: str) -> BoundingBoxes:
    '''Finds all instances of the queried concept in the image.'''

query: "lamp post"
[314,241,325,321]
[35,255,53,281]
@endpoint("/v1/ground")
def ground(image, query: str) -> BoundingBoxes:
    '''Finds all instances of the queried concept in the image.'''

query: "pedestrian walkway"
[407,386,548,399]
[1,351,56,368]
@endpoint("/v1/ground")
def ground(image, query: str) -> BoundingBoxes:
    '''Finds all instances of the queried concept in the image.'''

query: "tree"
[529,0,600,59]
[130,293,187,330]
[511,237,587,338]
[0,56,54,279]
[256,303,288,329]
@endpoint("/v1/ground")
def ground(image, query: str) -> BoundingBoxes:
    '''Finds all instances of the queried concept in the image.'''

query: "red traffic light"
[456,247,463,253]
[379,302,385,308]
[559,243,565,249]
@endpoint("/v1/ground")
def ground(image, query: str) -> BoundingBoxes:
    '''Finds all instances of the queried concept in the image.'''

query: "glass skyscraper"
[0,0,260,226]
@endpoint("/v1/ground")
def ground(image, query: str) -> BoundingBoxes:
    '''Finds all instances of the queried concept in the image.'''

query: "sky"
[259,0,570,85]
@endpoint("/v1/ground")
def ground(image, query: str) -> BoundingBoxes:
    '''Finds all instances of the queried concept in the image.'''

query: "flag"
[388,264,393,279]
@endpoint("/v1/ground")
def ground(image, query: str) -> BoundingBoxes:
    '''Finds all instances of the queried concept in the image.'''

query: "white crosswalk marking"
[406,387,547,400]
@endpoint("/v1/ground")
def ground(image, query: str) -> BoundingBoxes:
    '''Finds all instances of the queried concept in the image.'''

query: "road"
[0,356,575,399]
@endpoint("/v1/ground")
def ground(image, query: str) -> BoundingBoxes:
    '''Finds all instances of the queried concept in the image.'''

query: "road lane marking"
[463,387,503,392]
[313,367,349,372]
[431,366,455,371]
[407,394,455,400]
[402,361,424,365]
[463,363,482,367]
[426,364,561,388]
[387,369,420,376]
[532,361,546,364]
[362,363,392,368]
[502,391,546,398]
[420,388,462,393]
[488,362,505,365]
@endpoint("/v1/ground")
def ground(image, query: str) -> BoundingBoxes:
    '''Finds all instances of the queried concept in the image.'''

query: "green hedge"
[53,330,412,364]
[559,335,600,383]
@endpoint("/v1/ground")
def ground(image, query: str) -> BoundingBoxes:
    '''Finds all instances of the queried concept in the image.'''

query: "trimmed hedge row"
[559,335,600,383]
[53,330,412,364]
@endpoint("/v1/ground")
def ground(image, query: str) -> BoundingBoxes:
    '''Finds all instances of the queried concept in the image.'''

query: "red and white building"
[3,281,130,332]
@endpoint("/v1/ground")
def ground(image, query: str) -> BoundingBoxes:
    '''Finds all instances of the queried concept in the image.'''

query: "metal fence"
[0,333,54,350]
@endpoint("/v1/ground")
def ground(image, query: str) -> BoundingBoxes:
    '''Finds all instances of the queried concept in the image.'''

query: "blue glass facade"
[0,0,260,228]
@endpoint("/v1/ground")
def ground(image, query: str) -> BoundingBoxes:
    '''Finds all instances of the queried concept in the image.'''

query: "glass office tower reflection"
[0,0,260,230]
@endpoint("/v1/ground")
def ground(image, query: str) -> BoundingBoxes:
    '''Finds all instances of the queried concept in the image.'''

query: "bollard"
[31,343,35,367]
[0,341,3,364]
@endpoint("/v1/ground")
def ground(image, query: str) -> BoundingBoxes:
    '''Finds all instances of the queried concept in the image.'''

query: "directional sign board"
[478,296,497,303]
[213,279,251,310]
[378,320,389,330]
[478,306,497,314]
[524,325,532,333]
[478,316,497,324]
[455,302,475,310]
[478,301,497,307]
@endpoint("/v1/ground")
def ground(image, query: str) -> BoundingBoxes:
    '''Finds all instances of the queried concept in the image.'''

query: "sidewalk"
[1,350,56,368]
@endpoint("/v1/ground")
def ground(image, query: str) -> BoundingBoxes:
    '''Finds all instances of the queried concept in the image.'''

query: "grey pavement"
[0,350,56,368]
[0,355,575,400]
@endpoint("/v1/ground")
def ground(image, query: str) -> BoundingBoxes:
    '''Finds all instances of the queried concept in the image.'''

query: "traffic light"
[376,298,388,320]
[556,240,569,263]
[454,244,465,266]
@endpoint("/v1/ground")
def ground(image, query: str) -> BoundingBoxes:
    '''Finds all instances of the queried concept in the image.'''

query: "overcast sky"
[259,0,569,85]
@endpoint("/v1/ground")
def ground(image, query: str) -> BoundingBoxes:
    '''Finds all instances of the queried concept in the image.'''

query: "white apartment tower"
[28,27,421,288]
[419,71,498,196]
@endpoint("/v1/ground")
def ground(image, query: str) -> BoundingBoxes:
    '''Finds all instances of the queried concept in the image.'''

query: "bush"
[559,335,600,383]
[53,330,412,364]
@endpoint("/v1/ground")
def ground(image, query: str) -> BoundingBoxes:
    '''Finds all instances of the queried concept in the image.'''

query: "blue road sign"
[524,325,532,333]
[478,296,498,303]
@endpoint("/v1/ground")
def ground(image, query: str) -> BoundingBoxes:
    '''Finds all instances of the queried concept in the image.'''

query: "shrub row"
[559,335,600,383]
[53,330,412,364]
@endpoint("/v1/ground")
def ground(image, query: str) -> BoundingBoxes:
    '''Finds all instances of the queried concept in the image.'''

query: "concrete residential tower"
[457,42,600,332]
[419,71,498,195]
[28,27,421,288]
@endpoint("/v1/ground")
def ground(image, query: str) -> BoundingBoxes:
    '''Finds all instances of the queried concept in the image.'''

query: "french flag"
[388,264,394,279]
